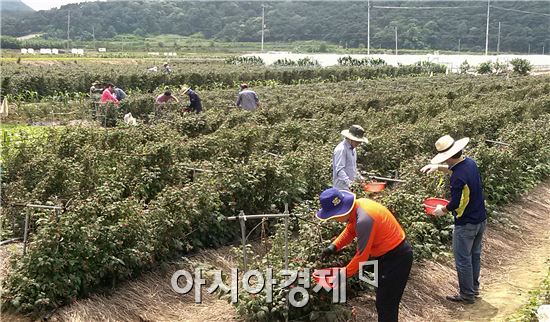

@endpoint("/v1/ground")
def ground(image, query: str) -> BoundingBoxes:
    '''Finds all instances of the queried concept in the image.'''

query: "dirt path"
[349,182,550,321]
[2,183,549,322]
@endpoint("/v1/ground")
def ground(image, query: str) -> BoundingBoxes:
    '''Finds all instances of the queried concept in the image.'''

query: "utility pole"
[395,26,398,55]
[67,10,71,52]
[92,26,96,50]
[367,0,370,55]
[496,21,501,54]
[528,43,531,54]
[485,0,490,55]
[261,4,265,52]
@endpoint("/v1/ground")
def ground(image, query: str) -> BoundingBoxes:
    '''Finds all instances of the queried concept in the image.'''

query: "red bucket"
[362,181,386,193]
[423,198,449,215]
[312,267,341,289]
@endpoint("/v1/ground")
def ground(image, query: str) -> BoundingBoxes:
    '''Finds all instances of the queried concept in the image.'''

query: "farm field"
[0,57,549,321]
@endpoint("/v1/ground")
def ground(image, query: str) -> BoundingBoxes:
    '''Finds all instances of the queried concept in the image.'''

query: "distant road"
[16,33,42,40]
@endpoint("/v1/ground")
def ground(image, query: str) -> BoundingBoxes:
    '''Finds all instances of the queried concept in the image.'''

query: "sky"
[21,0,97,11]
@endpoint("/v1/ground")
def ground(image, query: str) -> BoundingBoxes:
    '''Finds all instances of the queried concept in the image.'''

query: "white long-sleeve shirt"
[332,139,359,190]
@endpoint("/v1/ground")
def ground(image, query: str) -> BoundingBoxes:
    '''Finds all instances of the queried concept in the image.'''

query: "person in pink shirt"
[155,91,179,104]
[100,83,119,105]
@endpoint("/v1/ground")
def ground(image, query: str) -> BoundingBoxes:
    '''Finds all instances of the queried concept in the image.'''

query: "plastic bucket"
[312,267,341,288]
[423,198,449,215]
[362,181,386,193]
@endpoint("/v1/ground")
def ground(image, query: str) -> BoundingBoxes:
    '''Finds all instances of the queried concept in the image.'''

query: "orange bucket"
[362,181,386,193]
[312,267,341,289]
[423,198,449,215]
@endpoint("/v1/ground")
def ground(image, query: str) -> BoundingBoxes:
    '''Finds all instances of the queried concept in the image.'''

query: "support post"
[284,203,289,271]
[238,211,247,271]
[23,211,30,256]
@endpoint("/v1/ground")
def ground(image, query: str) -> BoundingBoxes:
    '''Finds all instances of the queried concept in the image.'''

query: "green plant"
[477,61,493,74]
[510,58,532,76]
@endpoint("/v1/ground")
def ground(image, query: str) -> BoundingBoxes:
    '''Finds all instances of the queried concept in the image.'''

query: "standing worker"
[317,188,413,322]
[236,83,260,111]
[420,135,487,304]
[333,125,368,190]
[182,87,202,113]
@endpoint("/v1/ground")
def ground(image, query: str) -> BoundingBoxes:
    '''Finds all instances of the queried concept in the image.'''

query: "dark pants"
[375,240,413,322]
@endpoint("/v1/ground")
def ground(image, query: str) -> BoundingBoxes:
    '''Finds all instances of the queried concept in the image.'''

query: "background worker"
[182,87,202,113]
[163,62,172,74]
[89,81,103,101]
[155,91,179,104]
[114,86,127,101]
[420,135,487,304]
[100,83,119,105]
[332,125,368,190]
[317,188,413,322]
[236,83,260,111]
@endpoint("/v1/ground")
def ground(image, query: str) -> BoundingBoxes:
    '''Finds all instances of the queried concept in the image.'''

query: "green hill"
[1,1,548,53]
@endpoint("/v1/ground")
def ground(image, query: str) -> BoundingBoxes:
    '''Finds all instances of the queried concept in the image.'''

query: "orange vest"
[332,198,406,277]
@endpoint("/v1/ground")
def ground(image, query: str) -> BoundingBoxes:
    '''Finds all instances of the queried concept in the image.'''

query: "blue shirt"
[332,139,359,190]
[446,157,487,225]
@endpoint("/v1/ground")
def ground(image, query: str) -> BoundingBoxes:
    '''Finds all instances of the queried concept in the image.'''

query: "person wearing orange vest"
[316,188,413,322]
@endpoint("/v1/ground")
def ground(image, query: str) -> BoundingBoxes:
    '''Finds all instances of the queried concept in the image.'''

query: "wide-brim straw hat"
[431,135,470,164]
[341,125,369,143]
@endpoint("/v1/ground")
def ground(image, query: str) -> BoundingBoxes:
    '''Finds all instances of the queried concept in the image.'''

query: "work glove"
[321,244,337,259]
[433,204,446,217]
[420,164,439,174]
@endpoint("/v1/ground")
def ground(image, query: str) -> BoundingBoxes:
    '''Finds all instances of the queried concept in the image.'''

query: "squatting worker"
[236,83,260,111]
[317,188,413,322]
[332,125,367,190]
[420,135,487,304]
[156,91,179,104]
[100,83,119,105]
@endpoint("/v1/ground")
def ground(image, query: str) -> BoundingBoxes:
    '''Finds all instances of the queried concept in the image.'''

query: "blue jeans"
[452,220,486,300]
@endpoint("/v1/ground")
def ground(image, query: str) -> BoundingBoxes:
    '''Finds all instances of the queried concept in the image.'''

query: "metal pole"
[23,211,30,256]
[528,43,530,54]
[238,211,247,271]
[458,38,461,52]
[395,26,398,56]
[367,0,370,55]
[485,0,490,55]
[497,21,501,54]
[284,203,289,271]
[261,5,265,52]
[67,10,71,52]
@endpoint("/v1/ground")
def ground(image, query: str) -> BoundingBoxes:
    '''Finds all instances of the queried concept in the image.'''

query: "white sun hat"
[431,135,470,164]
[341,125,369,143]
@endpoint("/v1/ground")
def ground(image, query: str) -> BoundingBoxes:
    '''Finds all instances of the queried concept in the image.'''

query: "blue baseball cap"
[315,188,356,221]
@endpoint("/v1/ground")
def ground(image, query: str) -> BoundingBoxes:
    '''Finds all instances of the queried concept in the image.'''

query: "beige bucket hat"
[341,125,369,143]
[431,135,470,164]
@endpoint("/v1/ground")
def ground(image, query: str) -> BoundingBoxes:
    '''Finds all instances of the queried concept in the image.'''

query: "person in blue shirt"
[421,135,487,304]
[332,125,368,190]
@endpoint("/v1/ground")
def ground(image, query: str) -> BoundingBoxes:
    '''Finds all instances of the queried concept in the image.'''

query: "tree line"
[1,1,548,53]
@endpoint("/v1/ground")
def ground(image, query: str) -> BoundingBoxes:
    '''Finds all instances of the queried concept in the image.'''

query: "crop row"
[1,61,446,98]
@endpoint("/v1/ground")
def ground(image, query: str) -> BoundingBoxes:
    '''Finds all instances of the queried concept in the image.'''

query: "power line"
[490,5,550,17]
[372,6,483,10]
